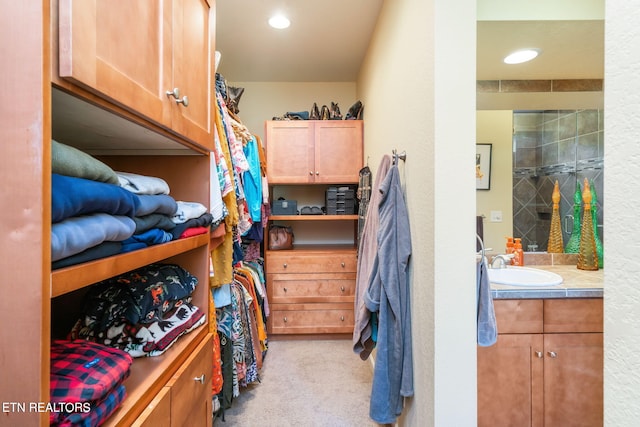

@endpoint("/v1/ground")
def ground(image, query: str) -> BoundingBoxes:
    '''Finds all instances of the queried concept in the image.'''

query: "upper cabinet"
[57,0,214,151]
[265,120,363,184]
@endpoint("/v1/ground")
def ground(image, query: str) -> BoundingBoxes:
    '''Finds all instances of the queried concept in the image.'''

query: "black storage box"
[326,186,356,214]
[272,199,297,215]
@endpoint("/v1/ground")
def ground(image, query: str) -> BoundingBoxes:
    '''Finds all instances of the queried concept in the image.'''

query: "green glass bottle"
[577,178,599,271]
[590,179,604,268]
[564,180,582,253]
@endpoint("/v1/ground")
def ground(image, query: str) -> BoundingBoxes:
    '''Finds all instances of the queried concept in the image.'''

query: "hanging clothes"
[355,158,414,425]
[353,155,391,356]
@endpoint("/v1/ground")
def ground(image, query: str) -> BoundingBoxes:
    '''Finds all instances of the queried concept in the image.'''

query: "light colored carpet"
[219,339,378,426]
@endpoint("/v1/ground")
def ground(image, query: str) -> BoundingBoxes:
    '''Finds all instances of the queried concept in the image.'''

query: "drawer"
[167,334,213,427]
[131,387,171,427]
[493,299,543,334]
[544,298,603,333]
[268,273,355,303]
[266,252,356,273]
[269,303,354,334]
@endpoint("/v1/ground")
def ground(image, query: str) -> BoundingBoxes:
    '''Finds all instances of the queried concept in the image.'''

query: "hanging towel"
[477,259,497,346]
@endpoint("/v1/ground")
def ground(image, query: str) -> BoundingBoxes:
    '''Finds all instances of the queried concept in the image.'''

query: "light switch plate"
[490,210,503,222]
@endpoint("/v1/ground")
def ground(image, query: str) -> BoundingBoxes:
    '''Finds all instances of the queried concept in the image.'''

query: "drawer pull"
[340,286,345,292]
[193,374,206,384]
[341,262,345,268]
[548,351,558,358]
[283,317,288,323]
[535,351,543,358]
[309,171,313,176]
[283,263,288,268]
[340,316,345,321]
[283,287,287,292]
[175,95,189,107]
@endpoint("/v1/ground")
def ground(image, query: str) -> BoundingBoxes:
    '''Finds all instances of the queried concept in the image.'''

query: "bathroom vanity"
[478,265,603,427]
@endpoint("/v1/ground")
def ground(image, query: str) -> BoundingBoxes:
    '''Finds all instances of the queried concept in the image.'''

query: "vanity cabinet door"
[477,334,544,427]
[543,333,603,427]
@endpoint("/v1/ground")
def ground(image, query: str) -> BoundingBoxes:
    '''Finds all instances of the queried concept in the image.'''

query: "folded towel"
[477,259,498,346]
[135,194,178,217]
[52,140,119,184]
[51,214,136,261]
[116,171,170,195]
[52,174,141,223]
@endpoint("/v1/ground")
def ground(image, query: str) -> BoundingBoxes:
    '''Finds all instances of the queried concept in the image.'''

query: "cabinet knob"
[548,351,558,358]
[341,262,345,268]
[283,263,287,268]
[309,171,314,175]
[166,87,180,99]
[193,374,206,384]
[340,286,345,292]
[315,171,320,175]
[340,316,345,321]
[283,317,288,323]
[175,95,189,107]
[283,287,287,292]
[535,351,543,358]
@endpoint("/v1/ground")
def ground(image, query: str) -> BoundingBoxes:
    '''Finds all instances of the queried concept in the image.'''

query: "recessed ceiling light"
[504,49,540,65]
[268,14,290,29]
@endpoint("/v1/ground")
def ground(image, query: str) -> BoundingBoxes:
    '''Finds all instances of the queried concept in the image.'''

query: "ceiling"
[215,1,604,95]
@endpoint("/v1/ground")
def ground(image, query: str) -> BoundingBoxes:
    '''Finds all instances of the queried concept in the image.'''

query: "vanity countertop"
[490,264,603,299]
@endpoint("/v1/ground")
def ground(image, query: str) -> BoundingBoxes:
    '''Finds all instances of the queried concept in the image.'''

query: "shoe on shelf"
[345,100,364,120]
[330,102,342,120]
[310,103,320,120]
[320,105,330,120]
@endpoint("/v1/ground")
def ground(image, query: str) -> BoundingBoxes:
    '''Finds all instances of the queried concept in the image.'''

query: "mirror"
[476,14,604,253]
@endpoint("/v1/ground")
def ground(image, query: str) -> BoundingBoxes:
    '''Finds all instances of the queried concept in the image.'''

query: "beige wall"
[358,0,476,425]
[222,81,356,140]
[476,111,513,253]
[604,2,640,425]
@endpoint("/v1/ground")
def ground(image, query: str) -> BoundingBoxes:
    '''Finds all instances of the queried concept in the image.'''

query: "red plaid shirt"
[50,340,132,403]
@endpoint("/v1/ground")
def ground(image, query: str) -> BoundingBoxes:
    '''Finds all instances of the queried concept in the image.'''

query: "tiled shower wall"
[513,110,604,252]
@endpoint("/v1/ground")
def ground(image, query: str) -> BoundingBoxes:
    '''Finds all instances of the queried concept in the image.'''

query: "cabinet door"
[131,387,171,427]
[477,334,544,427]
[58,0,171,127]
[543,333,603,427]
[168,335,213,427]
[265,121,315,183]
[171,0,214,150]
[313,121,363,183]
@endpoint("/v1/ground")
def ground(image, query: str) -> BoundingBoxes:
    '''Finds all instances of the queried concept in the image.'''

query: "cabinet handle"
[316,171,320,175]
[341,262,345,268]
[166,87,180,99]
[283,317,288,323]
[175,95,189,107]
[309,171,313,176]
[283,263,287,268]
[340,316,345,321]
[340,286,345,292]
[193,374,205,384]
[535,351,543,358]
[548,351,558,358]
[283,287,287,292]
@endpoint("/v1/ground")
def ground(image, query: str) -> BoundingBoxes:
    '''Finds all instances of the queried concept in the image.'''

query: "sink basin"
[487,266,563,287]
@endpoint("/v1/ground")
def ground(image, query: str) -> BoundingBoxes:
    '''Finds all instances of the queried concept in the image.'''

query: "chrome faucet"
[491,254,515,269]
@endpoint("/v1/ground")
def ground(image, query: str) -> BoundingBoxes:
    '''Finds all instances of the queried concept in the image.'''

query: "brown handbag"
[268,225,294,250]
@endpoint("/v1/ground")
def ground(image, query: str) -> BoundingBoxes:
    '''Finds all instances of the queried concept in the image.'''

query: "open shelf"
[270,214,358,221]
[51,233,210,297]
